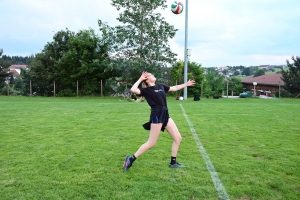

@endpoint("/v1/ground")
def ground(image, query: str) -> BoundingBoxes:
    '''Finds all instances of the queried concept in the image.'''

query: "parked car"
[239,91,253,98]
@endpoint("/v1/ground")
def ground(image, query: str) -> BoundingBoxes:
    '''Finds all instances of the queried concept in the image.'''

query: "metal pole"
[201,80,203,98]
[101,80,103,97]
[279,81,280,98]
[226,80,229,98]
[183,0,189,100]
[30,80,32,96]
[7,82,9,96]
[77,80,79,97]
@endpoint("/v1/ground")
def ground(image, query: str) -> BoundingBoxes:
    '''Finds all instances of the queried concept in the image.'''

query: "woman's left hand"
[187,79,196,87]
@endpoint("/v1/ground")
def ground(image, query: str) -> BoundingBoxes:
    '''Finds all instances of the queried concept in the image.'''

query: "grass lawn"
[0,96,299,200]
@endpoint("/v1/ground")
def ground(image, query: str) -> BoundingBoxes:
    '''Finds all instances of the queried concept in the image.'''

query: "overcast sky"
[1,0,299,67]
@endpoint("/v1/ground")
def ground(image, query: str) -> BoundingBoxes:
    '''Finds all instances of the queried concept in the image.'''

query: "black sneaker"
[123,155,132,171]
[169,162,185,168]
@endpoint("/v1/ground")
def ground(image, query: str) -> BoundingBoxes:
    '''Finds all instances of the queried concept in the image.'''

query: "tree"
[170,61,184,86]
[253,69,265,77]
[25,29,74,96]
[58,29,120,96]
[170,61,204,97]
[242,67,251,76]
[0,49,10,77]
[204,69,225,97]
[233,71,240,76]
[27,28,119,96]
[0,49,11,94]
[186,61,204,97]
[27,52,57,96]
[108,0,178,83]
[280,56,300,97]
[226,77,243,95]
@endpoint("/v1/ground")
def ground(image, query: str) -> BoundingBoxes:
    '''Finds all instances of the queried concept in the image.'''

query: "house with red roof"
[9,64,28,78]
[241,74,284,97]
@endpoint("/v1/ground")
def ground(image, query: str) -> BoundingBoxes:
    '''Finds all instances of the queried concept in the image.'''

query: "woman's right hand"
[139,71,148,81]
[131,72,148,95]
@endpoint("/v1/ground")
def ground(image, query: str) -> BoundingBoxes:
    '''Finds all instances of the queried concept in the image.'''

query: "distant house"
[9,64,28,78]
[258,65,269,70]
[241,74,284,97]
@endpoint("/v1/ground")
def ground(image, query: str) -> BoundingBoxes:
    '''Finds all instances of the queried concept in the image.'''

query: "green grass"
[0,96,299,200]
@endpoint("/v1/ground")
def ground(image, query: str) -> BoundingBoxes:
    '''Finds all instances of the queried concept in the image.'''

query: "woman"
[123,71,195,171]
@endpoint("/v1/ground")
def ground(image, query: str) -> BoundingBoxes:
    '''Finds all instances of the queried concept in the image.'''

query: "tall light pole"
[183,0,189,100]
[6,78,10,96]
[253,82,257,97]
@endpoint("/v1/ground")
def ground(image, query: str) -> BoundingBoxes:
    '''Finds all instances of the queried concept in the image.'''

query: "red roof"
[9,69,21,77]
[9,65,28,69]
[242,74,284,86]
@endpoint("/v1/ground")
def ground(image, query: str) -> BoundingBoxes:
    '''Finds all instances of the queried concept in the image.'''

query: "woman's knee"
[175,134,182,143]
[146,140,157,148]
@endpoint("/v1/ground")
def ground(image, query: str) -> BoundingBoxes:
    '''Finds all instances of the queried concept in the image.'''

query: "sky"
[1,0,300,67]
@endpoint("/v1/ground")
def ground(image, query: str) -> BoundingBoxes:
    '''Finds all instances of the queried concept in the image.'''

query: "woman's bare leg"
[134,123,162,158]
[165,118,182,157]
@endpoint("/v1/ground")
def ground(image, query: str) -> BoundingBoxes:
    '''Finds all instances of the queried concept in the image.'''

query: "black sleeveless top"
[140,84,170,131]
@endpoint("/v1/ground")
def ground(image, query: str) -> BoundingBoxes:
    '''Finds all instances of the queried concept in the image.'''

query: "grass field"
[0,96,299,200]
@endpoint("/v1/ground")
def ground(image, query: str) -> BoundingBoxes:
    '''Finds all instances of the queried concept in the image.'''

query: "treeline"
[3,0,298,98]
[1,55,33,66]
[1,44,246,98]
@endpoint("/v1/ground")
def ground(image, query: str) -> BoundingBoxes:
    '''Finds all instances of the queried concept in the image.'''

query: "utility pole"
[183,0,189,100]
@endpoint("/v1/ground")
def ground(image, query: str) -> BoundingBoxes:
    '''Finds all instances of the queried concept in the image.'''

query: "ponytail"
[142,81,149,88]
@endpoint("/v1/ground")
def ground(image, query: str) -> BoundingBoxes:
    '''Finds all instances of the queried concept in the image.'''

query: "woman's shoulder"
[155,83,166,88]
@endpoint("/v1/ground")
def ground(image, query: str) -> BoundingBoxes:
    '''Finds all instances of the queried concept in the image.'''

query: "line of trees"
[281,56,300,97]
[1,0,298,98]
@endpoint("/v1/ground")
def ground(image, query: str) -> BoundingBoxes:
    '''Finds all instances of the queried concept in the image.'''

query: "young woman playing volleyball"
[123,71,195,171]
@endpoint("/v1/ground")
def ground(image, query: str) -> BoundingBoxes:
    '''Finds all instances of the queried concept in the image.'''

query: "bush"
[58,89,75,97]
[279,89,292,98]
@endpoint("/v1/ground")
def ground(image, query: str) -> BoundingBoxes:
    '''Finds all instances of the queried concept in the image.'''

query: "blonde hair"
[137,81,147,103]
[142,80,149,88]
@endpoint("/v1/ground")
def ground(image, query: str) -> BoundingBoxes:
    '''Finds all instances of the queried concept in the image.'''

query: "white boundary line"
[180,104,230,200]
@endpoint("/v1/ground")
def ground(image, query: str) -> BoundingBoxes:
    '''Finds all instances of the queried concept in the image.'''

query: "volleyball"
[171,1,184,14]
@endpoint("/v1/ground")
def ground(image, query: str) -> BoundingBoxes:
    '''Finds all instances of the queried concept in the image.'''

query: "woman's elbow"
[131,88,139,94]
[169,87,175,92]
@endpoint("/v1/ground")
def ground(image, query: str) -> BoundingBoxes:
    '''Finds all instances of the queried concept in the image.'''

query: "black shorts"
[151,116,161,124]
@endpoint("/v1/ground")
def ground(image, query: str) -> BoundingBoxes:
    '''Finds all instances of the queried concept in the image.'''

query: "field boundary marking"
[180,104,230,200]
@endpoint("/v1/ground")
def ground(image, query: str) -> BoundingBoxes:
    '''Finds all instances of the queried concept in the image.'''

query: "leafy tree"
[108,0,178,83]
[58,29,120,96]
[253,69,265,77]
[204,69,225,97]
[25,52,55,96]
[27,28,119,96]
[233,71,240,76]
[0,49,6,76]
[226,77,243,95]
[242,67,251,76]
[1,54,33,65]
[170,61,204,97]
[206,67,215,73]
[170,61,184,86]
[280,56,300,97]
[187,61,204,97]
[238,65,245,71]
[0,49,10,77]
[0,49,11,93]
[24,29,74,96]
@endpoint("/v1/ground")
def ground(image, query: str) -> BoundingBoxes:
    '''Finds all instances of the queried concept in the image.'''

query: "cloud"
[167,0,300,66]
[0,0,300,66]
[0,0,120,55]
